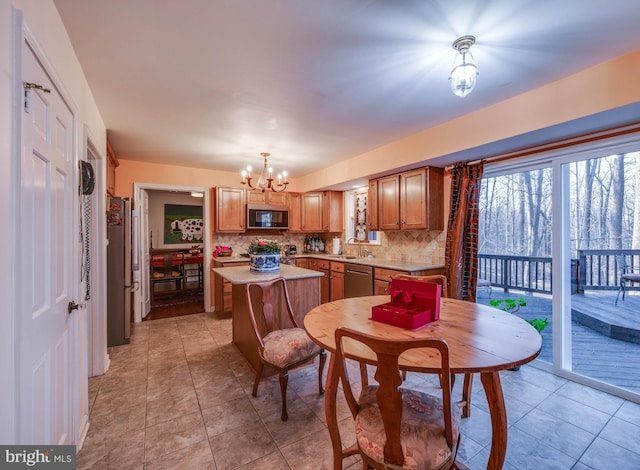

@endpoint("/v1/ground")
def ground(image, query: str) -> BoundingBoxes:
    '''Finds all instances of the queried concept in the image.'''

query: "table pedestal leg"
[325,353,343,470]
[480,371,507,470]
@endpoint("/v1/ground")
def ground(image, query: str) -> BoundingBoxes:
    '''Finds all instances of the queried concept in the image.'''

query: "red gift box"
[372,278,442,329]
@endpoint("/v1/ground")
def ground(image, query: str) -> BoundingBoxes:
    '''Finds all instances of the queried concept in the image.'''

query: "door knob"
[67,301,79,314]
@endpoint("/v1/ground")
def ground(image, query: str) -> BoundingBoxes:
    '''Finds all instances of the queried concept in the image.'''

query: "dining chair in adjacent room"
[150,251,186,306]
[245,277,326,421]
[394,274,473,418]
[334,327,463,470]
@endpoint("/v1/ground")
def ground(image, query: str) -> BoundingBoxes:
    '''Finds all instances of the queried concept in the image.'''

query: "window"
[344,188,379,245]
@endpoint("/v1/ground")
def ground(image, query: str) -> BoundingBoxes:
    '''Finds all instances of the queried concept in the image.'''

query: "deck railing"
[478,250,640,294]
[478,254,552,294]
[577,249,640,293]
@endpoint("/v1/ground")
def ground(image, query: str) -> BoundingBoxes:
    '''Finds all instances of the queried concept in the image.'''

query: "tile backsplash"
[212,230,445,266]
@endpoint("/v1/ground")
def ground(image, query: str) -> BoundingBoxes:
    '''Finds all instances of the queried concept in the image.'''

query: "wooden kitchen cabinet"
[246,190,289,206]
[377,174,401,230]
[401,167,444,230]
[295,257,308,269]
[322,191,344,232]
[330,261,344,301]
[106,139,119,197]
[374,267,408,295]
[374,266,446,295]
[367,180,379,231]
[213,260,249,313]
[215,186,245,233]
[373,166,444,231]
[288,192,302,232]
[301,192,323,232]
[317,259,330,304]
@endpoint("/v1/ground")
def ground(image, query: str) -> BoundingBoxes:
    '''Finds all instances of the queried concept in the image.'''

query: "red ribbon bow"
[389,287,413,304]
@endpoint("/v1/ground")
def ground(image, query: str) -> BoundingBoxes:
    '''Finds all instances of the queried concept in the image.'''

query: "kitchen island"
[211,264,323,374]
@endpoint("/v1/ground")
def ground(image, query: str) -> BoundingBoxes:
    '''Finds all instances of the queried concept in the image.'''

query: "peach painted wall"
[295,49,640,192]
[114,159,302,198]
[117,49,640,196]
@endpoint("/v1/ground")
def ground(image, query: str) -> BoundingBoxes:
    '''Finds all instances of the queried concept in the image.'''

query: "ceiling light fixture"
[449,35,478,98]
[241,152,289,192]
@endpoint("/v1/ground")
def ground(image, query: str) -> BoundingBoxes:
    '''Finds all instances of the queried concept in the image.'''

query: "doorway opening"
[133,183,211,322]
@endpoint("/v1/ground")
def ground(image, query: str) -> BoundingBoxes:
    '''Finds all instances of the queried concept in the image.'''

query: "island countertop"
[212,264,323,284]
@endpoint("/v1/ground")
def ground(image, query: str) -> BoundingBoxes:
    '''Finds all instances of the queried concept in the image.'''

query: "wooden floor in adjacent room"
[144,295,205,321]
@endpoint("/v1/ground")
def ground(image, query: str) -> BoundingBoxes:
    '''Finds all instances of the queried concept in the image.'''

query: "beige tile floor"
[78,312,640,469]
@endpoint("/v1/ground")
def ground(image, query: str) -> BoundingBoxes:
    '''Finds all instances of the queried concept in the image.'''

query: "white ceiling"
[54,0,640,180]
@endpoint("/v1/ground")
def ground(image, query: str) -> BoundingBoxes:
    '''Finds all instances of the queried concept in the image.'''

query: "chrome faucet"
[345,237,367,258]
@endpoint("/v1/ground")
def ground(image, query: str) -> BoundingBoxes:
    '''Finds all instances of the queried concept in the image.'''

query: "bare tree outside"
[479,153,638,258]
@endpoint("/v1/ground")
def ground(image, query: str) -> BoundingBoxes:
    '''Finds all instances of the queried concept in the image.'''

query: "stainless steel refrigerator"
[107,197,133,346]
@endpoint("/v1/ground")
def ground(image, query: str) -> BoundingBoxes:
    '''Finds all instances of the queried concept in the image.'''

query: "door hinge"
[23,81,51,113]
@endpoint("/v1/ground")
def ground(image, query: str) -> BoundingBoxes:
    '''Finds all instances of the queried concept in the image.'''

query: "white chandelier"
[449,35,478,98]
[241,152,289,192]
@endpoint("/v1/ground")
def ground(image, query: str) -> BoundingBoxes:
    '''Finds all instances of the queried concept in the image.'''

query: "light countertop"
[211,253,443,273]
[212,264,323,284]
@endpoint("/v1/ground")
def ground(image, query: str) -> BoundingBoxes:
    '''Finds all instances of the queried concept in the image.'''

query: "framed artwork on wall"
[164,204,204,243]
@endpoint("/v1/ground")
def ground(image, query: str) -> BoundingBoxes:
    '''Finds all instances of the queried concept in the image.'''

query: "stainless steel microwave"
[247,204,289,229]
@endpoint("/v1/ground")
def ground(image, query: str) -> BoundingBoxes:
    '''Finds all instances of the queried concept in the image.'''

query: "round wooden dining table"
[304,295,542,470]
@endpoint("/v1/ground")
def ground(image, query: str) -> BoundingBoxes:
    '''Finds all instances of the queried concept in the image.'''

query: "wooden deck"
[476,288,640,394]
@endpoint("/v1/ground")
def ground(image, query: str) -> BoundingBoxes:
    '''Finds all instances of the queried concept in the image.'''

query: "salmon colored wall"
[296,49,640,192]
[114,160,302,198]
[115,49,640,196]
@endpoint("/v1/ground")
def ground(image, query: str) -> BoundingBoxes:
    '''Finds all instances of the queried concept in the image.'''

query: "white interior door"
[18,39,78,445]
[133,188,151,321]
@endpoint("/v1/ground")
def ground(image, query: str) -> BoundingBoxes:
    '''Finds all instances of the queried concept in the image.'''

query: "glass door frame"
[484,131,640,403]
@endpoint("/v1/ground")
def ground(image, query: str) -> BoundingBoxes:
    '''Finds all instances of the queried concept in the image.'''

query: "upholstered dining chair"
[393,274,473,418]
[615,255,640,305]
[334,327,463,470]
[245,277,326,421]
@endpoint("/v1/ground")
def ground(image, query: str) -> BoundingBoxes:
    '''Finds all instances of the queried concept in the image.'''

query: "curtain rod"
[444,122,640,171]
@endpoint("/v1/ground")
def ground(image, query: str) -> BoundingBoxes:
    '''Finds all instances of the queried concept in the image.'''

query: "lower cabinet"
[374,267,408,295]
[373,266,445,294]
[317,259,330,304]
[213,260,249,313]
[330,261,344,301]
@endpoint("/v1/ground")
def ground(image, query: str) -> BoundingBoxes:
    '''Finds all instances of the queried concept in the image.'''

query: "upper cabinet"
[377,174,401,230]
[300,192,323,232]
[322,191,344,233]
[215,186,245,233]
[371,167,444,231]
[299,191,344,232]
[288,192,302,232]
[245,190,289,206]
[106,139,119,197]
[367,180,379,231]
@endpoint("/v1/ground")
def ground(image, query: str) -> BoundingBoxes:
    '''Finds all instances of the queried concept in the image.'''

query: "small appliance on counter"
[284,244,297,255]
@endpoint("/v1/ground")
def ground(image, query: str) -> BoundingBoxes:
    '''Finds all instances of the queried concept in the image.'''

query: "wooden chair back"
[245,277,299,353]
[335,327,455,467]
[393,273,449,298]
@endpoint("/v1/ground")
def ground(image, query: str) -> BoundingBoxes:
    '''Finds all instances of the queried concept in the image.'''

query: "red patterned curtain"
[445,162,484,301]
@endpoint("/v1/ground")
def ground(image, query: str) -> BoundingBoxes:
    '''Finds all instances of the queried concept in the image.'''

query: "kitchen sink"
[328,255,357,259]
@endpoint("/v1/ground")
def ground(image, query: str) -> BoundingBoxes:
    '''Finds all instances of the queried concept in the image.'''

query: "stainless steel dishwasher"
[344,263,373,298]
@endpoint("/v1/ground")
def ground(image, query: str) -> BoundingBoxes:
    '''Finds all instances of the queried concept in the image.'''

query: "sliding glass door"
[478,144,640,401]
[566,153,640,395]
[477,167,554,363]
